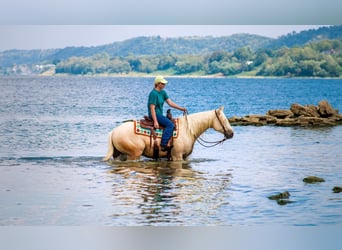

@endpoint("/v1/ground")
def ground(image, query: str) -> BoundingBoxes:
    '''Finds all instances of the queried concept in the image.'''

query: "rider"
[148,76,187,151]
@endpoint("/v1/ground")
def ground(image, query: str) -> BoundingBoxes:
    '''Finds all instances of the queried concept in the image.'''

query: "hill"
[0,25,341,77]
[0,34,272,68]
[266,25,342,49]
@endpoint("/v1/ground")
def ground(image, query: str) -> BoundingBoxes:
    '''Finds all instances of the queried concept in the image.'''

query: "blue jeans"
[155,113,174,146]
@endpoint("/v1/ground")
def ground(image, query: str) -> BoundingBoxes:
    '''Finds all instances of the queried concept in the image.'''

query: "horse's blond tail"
[102,130,114,161]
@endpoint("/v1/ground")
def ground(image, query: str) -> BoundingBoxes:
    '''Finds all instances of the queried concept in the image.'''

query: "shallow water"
[0,76,341,225]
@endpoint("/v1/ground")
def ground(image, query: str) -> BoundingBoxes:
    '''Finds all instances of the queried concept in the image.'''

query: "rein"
[184,110,228,148]
[197,136,227,148]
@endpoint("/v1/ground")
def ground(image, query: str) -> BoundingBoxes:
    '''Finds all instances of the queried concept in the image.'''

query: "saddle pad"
[134,119,179,138]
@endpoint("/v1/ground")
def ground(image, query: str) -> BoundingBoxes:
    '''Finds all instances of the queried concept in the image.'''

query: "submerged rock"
[303,176,325,183]
[268,191,290,200]
[332,186,342,193]
[268,191,294,205]
[277,199,295,205]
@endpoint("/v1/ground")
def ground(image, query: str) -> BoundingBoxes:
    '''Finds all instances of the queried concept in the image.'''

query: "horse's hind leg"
[112,146,121,158]
[102,144,121,161]
[122,146,144,161]
[125,151,142,161]
[113,147,128,161]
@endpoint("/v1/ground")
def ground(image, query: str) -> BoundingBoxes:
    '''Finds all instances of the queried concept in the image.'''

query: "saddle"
[139,111,178,138]
[139,109,177,160]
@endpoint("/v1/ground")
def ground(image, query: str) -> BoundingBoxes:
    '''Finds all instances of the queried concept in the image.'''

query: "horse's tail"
[102,130,114,162]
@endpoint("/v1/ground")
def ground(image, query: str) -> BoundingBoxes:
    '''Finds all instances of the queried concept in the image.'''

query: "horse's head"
[212,106,234,139]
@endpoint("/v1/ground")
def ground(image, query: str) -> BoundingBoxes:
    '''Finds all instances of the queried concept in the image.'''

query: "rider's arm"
[150,104,159,129]
[166,99,187,112]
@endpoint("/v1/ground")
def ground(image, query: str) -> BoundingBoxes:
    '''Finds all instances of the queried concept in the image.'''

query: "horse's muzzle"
[224,131,234,139]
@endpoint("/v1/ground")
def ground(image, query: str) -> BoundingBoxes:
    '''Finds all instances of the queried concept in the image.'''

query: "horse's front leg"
[171,150,187,161]
[171,139,192,161]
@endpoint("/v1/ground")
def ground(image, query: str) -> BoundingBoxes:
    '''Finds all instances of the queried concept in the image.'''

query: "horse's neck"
[181,110,214,139]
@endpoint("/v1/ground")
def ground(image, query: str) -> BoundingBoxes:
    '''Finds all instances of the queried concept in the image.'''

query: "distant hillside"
[95,34,271,56]
[266,25,342,49]
[0,25,341,75]
[0,34,272,68]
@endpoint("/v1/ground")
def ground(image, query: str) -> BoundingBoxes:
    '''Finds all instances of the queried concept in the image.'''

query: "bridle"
[184,109,230,148]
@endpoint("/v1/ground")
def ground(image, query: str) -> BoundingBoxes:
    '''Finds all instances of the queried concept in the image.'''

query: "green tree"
[297,60,321,76]
[157,55,177,70]
[320,54,342,77]
[254,50,269,66]
[174,55,204,74]
[207,50,230,63]
[233,47,253,62]
[108,58,131,73]
[273,56,296,76]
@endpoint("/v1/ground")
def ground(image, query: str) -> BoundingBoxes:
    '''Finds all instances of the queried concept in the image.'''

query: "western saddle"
[139,109,177,160]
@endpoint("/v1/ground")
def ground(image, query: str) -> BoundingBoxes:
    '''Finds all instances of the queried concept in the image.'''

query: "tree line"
[49,39,342,77]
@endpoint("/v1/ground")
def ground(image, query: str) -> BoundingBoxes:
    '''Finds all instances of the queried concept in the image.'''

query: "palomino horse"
[102,106,234,161]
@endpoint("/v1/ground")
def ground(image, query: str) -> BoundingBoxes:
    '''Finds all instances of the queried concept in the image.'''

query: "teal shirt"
[148,89,169,117]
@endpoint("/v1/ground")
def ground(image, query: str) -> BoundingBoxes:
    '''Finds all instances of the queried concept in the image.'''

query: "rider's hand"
[154,121,159,129]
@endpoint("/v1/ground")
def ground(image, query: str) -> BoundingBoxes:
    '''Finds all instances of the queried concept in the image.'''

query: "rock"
[268,191,294,205]
[291,103,308,117]
[228,100,341,127]
[228,116,241,123]
[305,105,321,117]
[303,176,325,183]
[334,114,342,121]
[267,109,293,119]
[329,115,342,126]
[275,118,300,126]
[277,199,295,205]
[268,191,290,200]
[245,115,268,126]
[297,116,336,126]
[318,100,338,117]
[332,186,342,193]
[290,103,320,117]
[265,115,278,124]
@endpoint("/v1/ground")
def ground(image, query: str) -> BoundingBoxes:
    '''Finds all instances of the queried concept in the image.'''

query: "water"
[0,76,341,226]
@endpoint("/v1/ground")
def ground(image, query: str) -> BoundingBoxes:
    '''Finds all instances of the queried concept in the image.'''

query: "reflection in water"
[107,160,232,225]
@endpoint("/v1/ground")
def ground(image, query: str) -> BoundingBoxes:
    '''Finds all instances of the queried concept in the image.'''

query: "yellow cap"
[154,76,168,84]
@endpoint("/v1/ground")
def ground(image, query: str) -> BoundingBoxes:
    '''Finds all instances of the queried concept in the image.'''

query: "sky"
[0,25,327,52]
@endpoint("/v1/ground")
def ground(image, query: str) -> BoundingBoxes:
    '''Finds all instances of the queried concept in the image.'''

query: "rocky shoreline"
[229,100,342,127]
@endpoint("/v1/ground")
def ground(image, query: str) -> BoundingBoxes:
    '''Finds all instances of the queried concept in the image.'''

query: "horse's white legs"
[171,149,189,161]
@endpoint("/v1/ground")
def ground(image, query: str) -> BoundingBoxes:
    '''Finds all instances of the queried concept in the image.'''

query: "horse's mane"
[180,110,214,139]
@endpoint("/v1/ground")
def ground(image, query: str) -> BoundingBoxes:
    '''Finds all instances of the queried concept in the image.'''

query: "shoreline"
[1,73,341,80]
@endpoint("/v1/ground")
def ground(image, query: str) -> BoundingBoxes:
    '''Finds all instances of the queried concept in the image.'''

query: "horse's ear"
[218,106,224,111]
